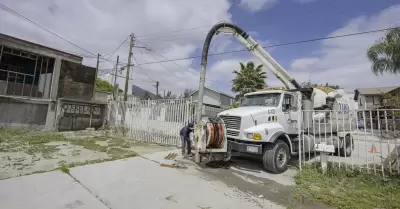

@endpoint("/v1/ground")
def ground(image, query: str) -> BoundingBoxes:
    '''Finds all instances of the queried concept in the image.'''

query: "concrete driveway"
[0,149,332,209]
[0,151,287,209]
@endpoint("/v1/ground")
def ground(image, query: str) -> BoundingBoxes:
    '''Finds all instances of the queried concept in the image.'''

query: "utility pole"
[124,33,135,101]
[113,55,119,101]
[92,53,101,100]
[163,90,165,98]
[155,81,159,97]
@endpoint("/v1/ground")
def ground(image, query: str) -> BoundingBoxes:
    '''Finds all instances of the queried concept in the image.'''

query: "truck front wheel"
[262,140,290,174]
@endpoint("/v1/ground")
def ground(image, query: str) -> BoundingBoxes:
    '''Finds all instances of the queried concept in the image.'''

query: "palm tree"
[232,61,267,97]
[367,28,400,75]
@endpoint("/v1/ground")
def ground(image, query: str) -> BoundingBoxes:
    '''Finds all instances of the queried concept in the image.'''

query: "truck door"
[281,93,298,134]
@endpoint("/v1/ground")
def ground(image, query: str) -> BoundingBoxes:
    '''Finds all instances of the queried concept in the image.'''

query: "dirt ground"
[0,128,172,180]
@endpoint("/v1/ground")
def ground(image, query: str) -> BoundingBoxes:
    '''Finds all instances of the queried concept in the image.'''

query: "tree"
[182,89,194,98]
[95,78,123,94]
[367,28,400,75]
[301,81,339,90]
[166,91,172,98]
[381,92,400,108]
[95,78,113,93]
[232,61,267,97]
[142,92,151,100]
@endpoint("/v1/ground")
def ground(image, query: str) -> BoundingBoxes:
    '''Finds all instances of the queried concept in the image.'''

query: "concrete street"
[0,148,334,209]
[0,150,287,209]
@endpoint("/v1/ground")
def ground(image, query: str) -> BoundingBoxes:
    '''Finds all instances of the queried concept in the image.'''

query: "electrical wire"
[133,6,358,42]
[0,4,97,56]
[2,5,398,71]
[99,36,129,65]
[136,26,400,66]
[135,40,208,80]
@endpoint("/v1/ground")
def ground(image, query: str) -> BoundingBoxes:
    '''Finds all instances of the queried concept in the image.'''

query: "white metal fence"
[299,109,400,177]
[109,98,199,146]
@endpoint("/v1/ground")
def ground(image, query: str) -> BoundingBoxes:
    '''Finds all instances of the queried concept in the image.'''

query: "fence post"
[297,94,302,170]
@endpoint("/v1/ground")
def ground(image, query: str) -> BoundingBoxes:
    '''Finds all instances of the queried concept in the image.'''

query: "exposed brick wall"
[58,60,96,100]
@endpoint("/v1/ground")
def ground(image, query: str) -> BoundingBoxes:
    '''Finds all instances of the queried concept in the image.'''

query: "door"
[280,93,298,134]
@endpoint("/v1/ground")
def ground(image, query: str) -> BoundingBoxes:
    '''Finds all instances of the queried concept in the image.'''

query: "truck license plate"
[246,146,258,153]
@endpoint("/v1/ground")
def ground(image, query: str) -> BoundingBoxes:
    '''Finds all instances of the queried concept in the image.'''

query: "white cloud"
[288,5,400,92]
[0,0,232,95]
[239,0,278,12]
[293,0,318,4]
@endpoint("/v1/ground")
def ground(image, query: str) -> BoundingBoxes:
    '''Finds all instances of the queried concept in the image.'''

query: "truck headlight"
[246,133,253,139]
[253,133,262,140]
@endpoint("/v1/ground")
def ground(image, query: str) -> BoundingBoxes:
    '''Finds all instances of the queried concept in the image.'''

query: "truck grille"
[226,129,239,136]
[219,115,241,130]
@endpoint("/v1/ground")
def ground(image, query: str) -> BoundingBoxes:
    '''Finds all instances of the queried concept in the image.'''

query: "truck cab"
[218,90,299,173]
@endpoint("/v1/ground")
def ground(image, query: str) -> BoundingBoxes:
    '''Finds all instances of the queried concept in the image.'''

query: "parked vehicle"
[194,22,355,174]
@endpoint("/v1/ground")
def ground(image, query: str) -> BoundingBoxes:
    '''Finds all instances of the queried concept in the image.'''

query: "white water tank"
[312,88,327,109]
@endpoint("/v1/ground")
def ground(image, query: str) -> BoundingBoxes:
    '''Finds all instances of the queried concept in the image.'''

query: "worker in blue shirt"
[180,122,194,156]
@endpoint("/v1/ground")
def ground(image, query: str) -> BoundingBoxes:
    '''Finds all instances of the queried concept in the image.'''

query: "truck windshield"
[241,93,281,107]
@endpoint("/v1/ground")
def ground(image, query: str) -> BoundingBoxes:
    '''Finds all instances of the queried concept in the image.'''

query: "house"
[131,85,163,100]
[354,86,400,130]
[190,87,234,109]
[354,86,400,109]
[0,33,106,131]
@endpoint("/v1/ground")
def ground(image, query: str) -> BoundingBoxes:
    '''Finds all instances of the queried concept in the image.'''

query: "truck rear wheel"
[262,140,290,174]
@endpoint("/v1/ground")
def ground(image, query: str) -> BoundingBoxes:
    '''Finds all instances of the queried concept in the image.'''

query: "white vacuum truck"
[194,22,356,174]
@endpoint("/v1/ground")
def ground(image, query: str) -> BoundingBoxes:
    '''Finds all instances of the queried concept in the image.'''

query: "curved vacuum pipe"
[195,23,250,123]
[196,23,303,123]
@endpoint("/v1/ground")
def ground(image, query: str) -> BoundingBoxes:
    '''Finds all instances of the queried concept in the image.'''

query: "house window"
[359,98,362,106]
[366,96,373,104]
[373,96,380,105]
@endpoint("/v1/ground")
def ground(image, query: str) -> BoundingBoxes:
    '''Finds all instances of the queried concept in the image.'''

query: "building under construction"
[0,33,106,131]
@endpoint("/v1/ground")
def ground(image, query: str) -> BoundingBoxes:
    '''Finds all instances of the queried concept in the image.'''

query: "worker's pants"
[180,135,191,155]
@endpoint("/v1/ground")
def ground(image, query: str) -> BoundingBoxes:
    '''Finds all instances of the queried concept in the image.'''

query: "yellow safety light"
[254,133,262,140]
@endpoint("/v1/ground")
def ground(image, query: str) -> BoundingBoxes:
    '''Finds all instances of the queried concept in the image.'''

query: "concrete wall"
[94,91,111,102]
[0,96,48,129]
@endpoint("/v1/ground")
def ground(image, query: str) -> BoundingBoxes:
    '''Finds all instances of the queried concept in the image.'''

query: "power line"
[136,40,202,77]
[0,4,96,56]
[137,26,399,66]
[99,36,129,65]
[142,51,182,79]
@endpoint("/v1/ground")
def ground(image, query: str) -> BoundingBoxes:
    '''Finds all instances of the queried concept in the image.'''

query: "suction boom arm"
[196,22,301,123]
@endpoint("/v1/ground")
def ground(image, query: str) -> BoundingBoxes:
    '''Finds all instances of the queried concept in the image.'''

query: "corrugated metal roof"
[356,86,399,95]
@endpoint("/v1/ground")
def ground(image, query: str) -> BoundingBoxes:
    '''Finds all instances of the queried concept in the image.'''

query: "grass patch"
[60,164,70,174]
[1,127,137,163]
[0,128,65,157]
[294,164,400,209]
[69,138,107,152]
[107,137,133,148]
[107,147,137,159]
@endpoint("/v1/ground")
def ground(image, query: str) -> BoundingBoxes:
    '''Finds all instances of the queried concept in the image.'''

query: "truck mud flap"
[205,160,232,169]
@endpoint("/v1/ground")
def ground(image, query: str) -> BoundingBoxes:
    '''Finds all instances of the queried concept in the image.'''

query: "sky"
[1,0,399,97]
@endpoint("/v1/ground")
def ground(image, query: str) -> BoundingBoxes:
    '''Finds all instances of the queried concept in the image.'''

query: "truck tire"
[262,140,290,174]
[339,135,352,157]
